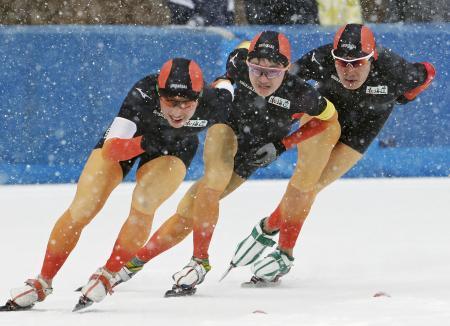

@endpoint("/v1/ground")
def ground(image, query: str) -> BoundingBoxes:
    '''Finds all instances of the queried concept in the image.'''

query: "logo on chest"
[366,85,388,95]
[341,43,357,50]
[184,120,208,127]
[154,110,207,127]
[331,75,341,84]
[153,109,165,118]
[239,80,256,93]
[268,96,291,109]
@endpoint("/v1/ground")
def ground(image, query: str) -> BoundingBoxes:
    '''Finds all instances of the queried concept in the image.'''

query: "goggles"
[331,50,374,68]
[246,61,289,79]
[159,96,198,109]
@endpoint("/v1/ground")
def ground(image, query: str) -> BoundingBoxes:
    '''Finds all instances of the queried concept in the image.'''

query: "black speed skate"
[164,284,197,297]
[72,295,94,312]
[241,276,281,288]
[0,300,34,312]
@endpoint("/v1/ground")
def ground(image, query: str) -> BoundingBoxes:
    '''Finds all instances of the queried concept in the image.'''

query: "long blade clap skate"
[165,257,210,297]
[1,277,53,312]
[73,267,114,312]
[0,300,35,312]
[74,260,141,292]
[241,275,281,288]
[218,263,235,282]
[164,284,197,297]
[242,249,294,288]
[72,296,94,312]
[220,218,278,282]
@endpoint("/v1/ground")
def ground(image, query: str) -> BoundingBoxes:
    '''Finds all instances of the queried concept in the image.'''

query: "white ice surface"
[0,178,449,325]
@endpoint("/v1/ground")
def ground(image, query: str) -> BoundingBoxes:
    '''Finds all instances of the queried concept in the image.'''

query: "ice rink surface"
[0,177,449,325]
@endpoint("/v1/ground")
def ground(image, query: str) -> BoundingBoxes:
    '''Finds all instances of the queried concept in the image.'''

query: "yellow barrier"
[317,0,363,25]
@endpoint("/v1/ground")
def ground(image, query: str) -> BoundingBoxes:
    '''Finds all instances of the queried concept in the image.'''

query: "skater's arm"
[397,62,435,104]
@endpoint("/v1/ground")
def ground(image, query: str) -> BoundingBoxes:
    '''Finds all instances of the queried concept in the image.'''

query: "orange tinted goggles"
[159,96,198,109]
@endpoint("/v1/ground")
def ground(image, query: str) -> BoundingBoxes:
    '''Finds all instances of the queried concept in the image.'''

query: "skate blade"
[164,285,197,297]
[111,279,124,289]
[0,300,34,312]
[218,264,234,282]
[241,279,281,288]
[72,296,94,312]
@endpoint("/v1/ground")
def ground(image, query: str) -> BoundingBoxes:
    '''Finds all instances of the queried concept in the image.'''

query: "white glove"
[250,141,286,167]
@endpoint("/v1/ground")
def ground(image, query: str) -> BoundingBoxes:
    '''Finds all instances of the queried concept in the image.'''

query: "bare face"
[332,51,373,90]
[335,60,371,90]
[159,96,199,128]
[247,58,288,97]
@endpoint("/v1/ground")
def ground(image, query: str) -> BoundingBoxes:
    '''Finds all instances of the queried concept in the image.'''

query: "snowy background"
[1,24,449,184]
[1,5,449,325]
[1,178,449,325]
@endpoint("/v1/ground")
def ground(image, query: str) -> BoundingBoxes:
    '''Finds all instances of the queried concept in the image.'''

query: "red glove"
[401,62,436,102]
[102,136,144,162]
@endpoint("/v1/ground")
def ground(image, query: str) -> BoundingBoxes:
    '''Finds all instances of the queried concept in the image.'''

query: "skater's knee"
[288,173,318,193]
[279,185,315,220]
[201,170,232,193]
[69,182,113,223]
[55,210,90,232]
[131,188,161,215]
[67,201,100,225]
[169,210,194,233]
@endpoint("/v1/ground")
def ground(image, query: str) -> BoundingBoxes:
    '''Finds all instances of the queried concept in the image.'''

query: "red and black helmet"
[157,58,204,100]
[248,31,291,67]
[333,24,378,60]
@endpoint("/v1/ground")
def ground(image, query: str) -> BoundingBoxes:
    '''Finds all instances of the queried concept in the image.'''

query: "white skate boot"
[73,267,114,312]
[1,277,53,311]
[242,249,294,287]
[165,257,211,297]
[219,218,278,281]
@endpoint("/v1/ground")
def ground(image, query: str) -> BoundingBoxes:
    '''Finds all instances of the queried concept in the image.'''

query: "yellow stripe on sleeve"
[236,40,251,50]
[315,98,336,121]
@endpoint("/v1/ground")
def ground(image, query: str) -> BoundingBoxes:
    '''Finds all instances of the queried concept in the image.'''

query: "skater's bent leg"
[192,124,237,259]
[105,156,186,273]
[220,172,246,199]
[314,142,362,193]
[40,149,123,282]
[277,118,340,256]
[134,169,245,262]
[264,205,282,232]
[135,182,199,262]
